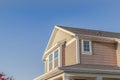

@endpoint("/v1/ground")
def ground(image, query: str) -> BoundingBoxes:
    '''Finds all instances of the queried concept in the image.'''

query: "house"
[34,25,120,80]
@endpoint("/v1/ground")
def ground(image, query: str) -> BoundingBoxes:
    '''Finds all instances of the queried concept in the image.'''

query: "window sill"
[82,52,92,55]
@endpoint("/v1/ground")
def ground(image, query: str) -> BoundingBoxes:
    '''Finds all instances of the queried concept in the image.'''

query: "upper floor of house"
[42,25,120,73]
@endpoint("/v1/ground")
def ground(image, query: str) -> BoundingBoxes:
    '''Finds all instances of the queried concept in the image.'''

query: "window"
[49,54,53,62]
[49,54,53,71]
[54,50,58,59]
[54,50,58,68]
[47,49,59,71]
[82,40,92,54]
[83,41,90,51]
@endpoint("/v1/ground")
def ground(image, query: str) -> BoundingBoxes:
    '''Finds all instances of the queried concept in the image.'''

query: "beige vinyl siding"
[116,43,120,67]
[51,30,73,48]
[46,29,73,51]
[65,40,76,66]
[81,41,117,66]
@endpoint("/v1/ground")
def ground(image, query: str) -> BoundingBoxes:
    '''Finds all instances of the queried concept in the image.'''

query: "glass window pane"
[83,41,90,52]
[54,50,58,68]
[49,54,53,71]
[54,58,58,68]
[54,50,58,59]
[49,54,53,62]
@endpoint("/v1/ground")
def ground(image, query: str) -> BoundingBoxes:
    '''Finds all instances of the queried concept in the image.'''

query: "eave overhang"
[59,67,120,75]
[34,66,120,80]
[34,68,63,80]
[75,34,119,43]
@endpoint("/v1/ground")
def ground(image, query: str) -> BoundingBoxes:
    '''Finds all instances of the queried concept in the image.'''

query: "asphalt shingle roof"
[58,25,120,39]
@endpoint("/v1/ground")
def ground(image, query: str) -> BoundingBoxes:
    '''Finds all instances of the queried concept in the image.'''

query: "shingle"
[57,25,120,39]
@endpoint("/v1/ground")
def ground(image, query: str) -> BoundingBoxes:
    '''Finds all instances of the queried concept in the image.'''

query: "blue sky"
[0,0,120,80]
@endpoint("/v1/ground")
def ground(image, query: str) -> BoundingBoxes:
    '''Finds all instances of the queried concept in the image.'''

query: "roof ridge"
[56,25,120,39]
[57,25,120,35]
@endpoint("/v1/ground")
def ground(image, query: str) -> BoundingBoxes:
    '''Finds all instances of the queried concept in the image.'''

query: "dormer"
[42,25,76,73]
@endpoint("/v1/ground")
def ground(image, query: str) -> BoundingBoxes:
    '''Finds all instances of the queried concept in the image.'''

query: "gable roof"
[43,25,75,58]
[57,25,120,39]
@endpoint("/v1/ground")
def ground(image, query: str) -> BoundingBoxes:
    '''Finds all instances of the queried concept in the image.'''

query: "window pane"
[49,54,53,62]
[54,58,58,68]
[54,50,58,68]
[84,41,90,51]
[49,62,52,70]
[54,50,58,59]
[49,54,53,71]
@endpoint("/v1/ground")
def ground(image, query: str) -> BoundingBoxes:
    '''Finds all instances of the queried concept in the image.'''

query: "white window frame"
[81,40,92,55]
[46,47,61,72]
[53,49,59,68]
[48,53,53,71]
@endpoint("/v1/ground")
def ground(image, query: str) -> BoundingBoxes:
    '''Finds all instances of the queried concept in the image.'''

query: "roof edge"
[55,25,76,36]
[59,67,120,75]
[34,68,63,80]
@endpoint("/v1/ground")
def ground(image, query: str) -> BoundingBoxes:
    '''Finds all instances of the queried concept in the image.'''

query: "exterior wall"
[116,42,120,67]
[81,41,117,66]
[46,29,73,51]
[51,30,73,47]
[65,40,76,66]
